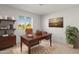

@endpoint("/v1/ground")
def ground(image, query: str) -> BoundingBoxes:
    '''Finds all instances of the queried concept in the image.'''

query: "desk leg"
[28,47,31,54]
[21,39,22,52]
[50,35,52,47]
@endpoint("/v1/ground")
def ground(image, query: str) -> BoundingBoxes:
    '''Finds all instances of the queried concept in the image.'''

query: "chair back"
[25,28,33,34]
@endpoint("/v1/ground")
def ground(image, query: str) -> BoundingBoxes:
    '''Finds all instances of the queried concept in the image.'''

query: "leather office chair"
[25,28,33,38]
[25,28,33,34]
[25,28,39,45]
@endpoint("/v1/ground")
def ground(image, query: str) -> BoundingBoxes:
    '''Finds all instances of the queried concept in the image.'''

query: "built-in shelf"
[0,19,16,22]
[0,29,16,30]
[0,18,16,50]
[0,19,16,21]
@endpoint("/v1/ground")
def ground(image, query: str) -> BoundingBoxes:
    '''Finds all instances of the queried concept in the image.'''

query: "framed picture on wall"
[49,17,63,27]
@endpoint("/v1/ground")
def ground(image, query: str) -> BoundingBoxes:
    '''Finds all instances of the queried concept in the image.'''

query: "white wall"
[0,5,41,43]
[41,7,79,44]
[1,5,79,44]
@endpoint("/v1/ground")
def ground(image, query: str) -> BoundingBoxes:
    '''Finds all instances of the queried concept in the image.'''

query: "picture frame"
[49,17,63,27]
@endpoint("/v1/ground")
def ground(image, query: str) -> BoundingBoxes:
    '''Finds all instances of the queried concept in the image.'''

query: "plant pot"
[73,43,79,48]
[73,45,76,48]
[69,43,77,48]
[68,44,73,48]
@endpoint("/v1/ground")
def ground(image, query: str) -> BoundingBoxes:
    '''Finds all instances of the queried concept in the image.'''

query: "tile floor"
[0,40,79,54]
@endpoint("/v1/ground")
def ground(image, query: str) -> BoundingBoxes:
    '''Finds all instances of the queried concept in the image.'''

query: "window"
[16,16,33,30]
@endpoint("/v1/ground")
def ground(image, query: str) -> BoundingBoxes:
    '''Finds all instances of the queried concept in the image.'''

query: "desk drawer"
[29,40,39,46]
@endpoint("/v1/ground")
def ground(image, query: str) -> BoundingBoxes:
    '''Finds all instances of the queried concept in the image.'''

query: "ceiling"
[7,4,79,15]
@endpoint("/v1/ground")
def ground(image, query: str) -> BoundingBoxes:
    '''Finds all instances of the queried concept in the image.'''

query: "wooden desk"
[20,33,52,54]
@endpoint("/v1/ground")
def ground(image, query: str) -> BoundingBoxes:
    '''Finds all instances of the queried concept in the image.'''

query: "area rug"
[0,44,54,54]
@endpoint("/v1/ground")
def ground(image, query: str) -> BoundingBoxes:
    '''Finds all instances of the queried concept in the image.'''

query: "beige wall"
[0,5,41,43]
[41,7,79,44]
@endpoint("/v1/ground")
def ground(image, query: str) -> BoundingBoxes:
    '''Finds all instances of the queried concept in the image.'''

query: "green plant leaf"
[66,26,78,45]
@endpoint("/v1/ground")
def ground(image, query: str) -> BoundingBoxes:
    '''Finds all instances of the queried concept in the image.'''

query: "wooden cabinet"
[0,35,16,49]
[0,19,16,50]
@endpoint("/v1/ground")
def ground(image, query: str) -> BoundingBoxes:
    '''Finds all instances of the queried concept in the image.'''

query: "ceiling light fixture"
[39,4,44,6]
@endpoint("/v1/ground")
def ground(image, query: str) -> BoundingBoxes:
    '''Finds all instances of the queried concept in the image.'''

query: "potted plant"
[66,25,79,48]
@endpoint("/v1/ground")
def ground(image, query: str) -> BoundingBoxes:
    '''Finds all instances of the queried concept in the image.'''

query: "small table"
[20,33,52,54]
